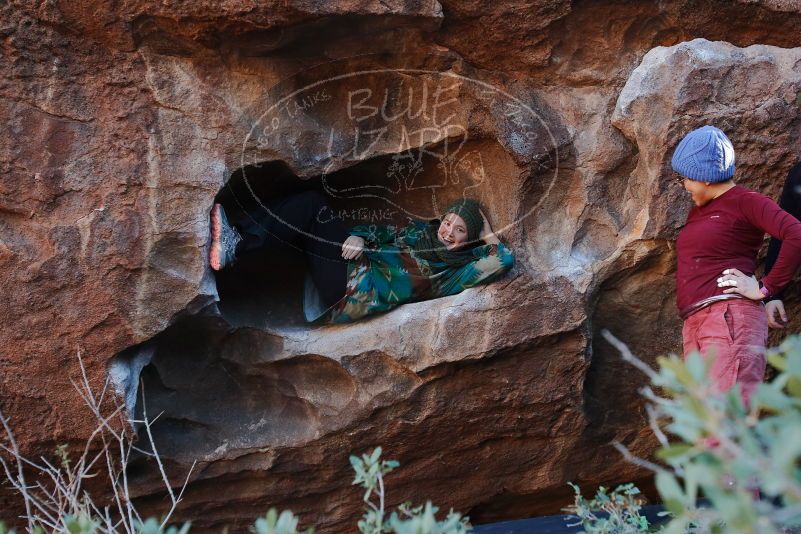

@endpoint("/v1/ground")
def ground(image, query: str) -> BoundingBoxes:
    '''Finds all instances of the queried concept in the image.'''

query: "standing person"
[208,191,514,323]
[763,162,801,329]
[672,125,801,405]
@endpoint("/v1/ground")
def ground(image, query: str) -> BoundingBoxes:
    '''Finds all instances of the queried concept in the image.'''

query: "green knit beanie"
[443,199,483,241]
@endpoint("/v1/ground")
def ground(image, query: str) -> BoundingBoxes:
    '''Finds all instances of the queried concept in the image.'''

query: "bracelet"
[759,284,770,298]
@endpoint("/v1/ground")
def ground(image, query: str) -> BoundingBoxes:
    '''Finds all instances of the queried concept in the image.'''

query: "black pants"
[236,190,349,309]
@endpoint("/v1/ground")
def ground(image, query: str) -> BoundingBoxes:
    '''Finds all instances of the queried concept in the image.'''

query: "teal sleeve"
[466,242,515,287]
[396,220,428,248]
[349,224,399,247]
[441,242,515,294]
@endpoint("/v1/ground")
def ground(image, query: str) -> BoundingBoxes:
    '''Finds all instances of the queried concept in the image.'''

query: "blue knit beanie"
[671,125,735,182]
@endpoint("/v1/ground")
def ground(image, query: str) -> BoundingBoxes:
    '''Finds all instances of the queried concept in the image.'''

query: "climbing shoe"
[209,203,242,271]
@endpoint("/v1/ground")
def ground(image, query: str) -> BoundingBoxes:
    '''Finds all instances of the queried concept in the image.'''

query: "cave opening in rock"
[213,140,505,329]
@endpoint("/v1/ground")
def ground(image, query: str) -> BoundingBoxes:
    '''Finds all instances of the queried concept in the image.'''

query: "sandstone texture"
[4,1,801,531]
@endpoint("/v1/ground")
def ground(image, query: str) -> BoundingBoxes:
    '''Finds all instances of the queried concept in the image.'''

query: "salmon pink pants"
[682,299,768,405]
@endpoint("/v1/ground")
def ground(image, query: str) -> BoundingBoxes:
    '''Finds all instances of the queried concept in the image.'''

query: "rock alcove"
[213,139,522,330]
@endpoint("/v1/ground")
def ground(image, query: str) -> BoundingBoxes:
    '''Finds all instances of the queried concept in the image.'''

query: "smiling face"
[437,212,469,250]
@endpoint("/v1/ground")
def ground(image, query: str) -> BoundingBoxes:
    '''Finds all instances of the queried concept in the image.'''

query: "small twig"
[81,447,109,482]
[30,480,60,515]
[377,470,385,523]
[366,498,379,513]
[101,433,133,534]
[0,461,60,528]
[35,457,74,512]
[646,405,669,447]
[119,438,141,528]
[601,329,660,381]
[0,443,50,472]
[138,386,179,529]
[27,514,58,531]
[173,460,197,506]
[0,411,36,532]
[639,386,673,404]
[612,441,664,474]
[0,351,194,533]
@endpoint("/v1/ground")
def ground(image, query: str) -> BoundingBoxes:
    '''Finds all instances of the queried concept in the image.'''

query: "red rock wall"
[4,1,801,531]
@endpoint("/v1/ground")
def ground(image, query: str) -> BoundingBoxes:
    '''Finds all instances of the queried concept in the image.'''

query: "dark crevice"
[582,241,680,435]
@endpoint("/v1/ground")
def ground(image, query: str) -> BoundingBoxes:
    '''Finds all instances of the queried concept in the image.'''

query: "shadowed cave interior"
[215,145,496,329]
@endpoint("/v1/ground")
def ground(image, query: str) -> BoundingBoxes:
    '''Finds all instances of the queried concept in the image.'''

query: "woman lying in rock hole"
[208,191,514,323]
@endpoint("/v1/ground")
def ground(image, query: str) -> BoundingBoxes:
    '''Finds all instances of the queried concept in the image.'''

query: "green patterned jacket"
[317,220,514,323]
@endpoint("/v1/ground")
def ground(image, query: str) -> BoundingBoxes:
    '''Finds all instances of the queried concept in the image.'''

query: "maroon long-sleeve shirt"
[676,185,801,311]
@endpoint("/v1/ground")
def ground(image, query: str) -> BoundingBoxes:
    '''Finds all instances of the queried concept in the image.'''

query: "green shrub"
[251,509,311,534]
[63,514,100,534]
[350,447,470,534]
[387,502,470,534]
[601,331,801,534]
[563,482,652,533]
[134,518,191,534]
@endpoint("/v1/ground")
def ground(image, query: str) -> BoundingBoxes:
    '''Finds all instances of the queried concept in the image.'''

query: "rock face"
[4,1,801,531]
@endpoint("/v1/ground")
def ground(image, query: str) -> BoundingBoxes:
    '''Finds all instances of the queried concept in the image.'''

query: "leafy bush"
[597,331,801,534]
[350,447,470,534]
[564,482,652,533]
[251,509,311,534]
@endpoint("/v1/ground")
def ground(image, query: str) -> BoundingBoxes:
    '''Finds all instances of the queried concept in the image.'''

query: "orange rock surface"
[4,0,801,531]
